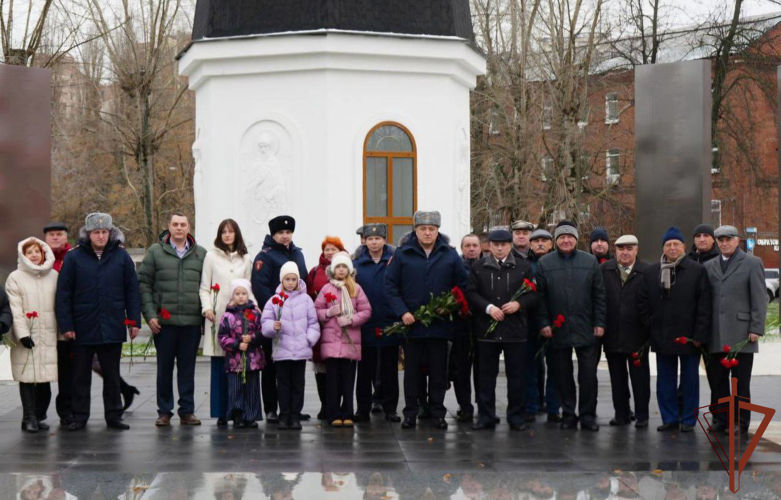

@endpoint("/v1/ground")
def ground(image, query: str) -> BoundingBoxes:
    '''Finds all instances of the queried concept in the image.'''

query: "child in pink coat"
[314,252,371,427]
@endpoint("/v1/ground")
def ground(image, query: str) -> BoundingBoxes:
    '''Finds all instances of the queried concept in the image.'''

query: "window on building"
[489,107,502,136]
[606,149,620,184]
[541,156,554,182]
[364,123,417,244]
[605,92,619,124]
[711,200,722,227]
[542,104,553,130]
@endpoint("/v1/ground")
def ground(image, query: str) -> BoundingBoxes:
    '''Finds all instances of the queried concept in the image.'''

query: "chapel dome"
[192,0,475,42]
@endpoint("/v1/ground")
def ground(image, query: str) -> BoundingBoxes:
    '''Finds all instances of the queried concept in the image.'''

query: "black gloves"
[20,337,35,349]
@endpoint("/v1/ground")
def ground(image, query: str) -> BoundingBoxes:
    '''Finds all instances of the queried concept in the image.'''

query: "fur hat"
[363,223,387,240]
[279,261,300,282]
[413,210,441,228]
[85,213,113,232]
[269,215,295,235]
[328,251,355,277]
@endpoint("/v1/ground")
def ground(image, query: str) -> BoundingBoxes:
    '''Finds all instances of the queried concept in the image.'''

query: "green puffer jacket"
[138,230,206,326]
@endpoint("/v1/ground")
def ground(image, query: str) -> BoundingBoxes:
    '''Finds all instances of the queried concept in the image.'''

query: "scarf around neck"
[329,279,355,319]
[660,254,685,290]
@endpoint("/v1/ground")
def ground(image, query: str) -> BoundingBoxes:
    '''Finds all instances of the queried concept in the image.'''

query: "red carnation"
[631,352,639,359]
[159,308,171,321]
[633,359,642,368]
[26,312,38,319]
[720,358,732,368]
[674,337,687,345]
[124,319,137,327]
[375,327,383,338]
[524,279,537,292]
[325,292,337,303]
[723,344,731,353]
[211,284,220,292]
[272,297,281,306]
[731,358,739,367]
[244,311,256,322]
[553,314,565,329]
[280,292,289,300]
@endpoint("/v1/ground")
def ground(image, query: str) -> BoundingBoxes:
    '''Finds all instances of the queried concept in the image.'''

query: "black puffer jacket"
[639,257,712,355]
[466,253,537,342]
[601,259,650,354]
[688,244,720,264]
[535,249,607,349]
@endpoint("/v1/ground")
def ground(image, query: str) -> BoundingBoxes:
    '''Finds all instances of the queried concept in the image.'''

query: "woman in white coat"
[199,219,254,425]
[5,237,59,433]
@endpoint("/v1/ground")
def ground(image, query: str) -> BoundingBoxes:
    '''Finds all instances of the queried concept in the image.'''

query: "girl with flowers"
[5,237,59,433]
[261,262,320,430]
[199,219,254,426]
[314,252,372,427]
[218,279,265,428]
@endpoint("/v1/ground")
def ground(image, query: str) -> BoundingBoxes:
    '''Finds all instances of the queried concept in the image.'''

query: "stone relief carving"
[239,121,293,227]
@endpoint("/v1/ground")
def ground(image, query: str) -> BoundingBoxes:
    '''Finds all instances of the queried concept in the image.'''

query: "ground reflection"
[8,470,781,499]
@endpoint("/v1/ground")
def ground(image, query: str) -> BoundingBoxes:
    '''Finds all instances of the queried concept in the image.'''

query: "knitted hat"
[85,213,113,232]
[589,227,609,244]
[413,210,441,228]
[279,261,300,282]
[321,236,346,252]
[43,221,68,234]
[363,223,387,240]
[693,224,715,238]
[662,226,685,245]
[488,229,513,243]
[268,215,295,235]
[554,220,579,240]
[329,251,354,276]
[530,229,553,241]
[229,278,252,299]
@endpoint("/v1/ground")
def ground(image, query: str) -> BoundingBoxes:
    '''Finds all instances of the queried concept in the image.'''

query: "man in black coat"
[536,221,606,431]
[250,215,308,424]
[688,224,720,264]
[466,229,537,431]
[601,235,651,428]
[639,227,711,433]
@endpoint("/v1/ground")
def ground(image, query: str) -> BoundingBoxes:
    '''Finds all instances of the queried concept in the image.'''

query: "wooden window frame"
[363,122,418,245]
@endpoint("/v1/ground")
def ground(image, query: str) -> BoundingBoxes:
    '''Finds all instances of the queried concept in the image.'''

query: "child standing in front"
[218,279,265,428]
[261,262,320,430]
[315,252,372,428]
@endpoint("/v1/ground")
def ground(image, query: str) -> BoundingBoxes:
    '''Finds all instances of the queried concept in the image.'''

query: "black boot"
[121,381,140,411]
[20,384,39,433]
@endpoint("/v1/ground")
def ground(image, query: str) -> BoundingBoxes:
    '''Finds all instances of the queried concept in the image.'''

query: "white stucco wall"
[180,31,485,266]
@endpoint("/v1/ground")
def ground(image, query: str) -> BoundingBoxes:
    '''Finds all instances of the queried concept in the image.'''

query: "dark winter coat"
[354,245,401,347]
[251,234,307,310]
[452,256,480,340]
[600,259,651,354]
[218,302,265,373]
[688,244,720,265]
[466,253,538,342]
[56,227,141,345]
[0,288,10,335]
[534,249,607,349]
[137,230,206,326]
[639,257,712,355]
[384,232,468,340]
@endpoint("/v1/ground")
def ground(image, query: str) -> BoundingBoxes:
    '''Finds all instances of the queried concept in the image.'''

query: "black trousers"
[260,337,278,415]
[449,332,474,415]
[276,360,305,422]
[551,344,598,425]
[476,341,527,426]
[72,343,123,424]
[357,346,399,415]
[56,340,74,422]
[606,352,650,422]
[19,382,51,421]
[403,338,448,420]
[708,352,754,428]
[154,325,201,417]
[326,358,357,420]
[315,372,327,416]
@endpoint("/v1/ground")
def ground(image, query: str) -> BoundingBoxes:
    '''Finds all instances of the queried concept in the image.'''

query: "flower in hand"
[327,304,341,317]
[273,321,282,332]
[239,342,248,352]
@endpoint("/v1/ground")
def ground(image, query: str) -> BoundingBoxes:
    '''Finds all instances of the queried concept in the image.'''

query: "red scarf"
[52,243,72,272]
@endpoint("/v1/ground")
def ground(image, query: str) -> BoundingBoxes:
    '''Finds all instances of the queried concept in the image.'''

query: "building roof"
[191,0,475,42]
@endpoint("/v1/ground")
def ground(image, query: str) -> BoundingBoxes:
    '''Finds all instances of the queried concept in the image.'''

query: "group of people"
[0,208,766,437]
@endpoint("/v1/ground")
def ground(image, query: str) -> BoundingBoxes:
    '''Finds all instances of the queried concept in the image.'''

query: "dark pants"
[708,352,753,428]
[477,341,527,426]
[606,352,650,422]
[227,370,262,422]
[315,372,327,417]
[72,343,123,424]
[326,358,357,421]
[449,332,474,415]
[403,338,448,420]
[526,334,540,413]
[542,346,560,414]
[656,353,700,426]
[19,382,51,421]
[551,344,598,425]
[154,325,201,417]
[210,357,229,419]
[357,346,399,415]
[56,340,74,422]
[260,337,278,415]
[276,360,305,423]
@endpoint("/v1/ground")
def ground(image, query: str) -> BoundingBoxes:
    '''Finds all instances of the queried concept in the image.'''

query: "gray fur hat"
[363,223,387,239]
[85,213,113,232]
[413,210,441,228]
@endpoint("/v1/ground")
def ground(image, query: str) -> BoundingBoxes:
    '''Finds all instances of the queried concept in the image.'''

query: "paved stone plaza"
[0,360,779,498]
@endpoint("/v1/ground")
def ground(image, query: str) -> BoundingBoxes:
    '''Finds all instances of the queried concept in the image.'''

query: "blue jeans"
[656,353,700,426]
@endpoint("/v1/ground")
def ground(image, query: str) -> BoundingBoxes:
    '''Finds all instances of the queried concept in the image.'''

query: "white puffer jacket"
[4,237,59,383]
[198,248,254,356]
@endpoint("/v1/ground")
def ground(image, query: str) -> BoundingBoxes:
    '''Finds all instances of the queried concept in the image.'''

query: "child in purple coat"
[218,279,265,428]
[261,262,321,430]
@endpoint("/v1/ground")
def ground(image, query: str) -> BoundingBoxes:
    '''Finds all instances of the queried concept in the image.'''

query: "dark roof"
[192,0,475,42]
